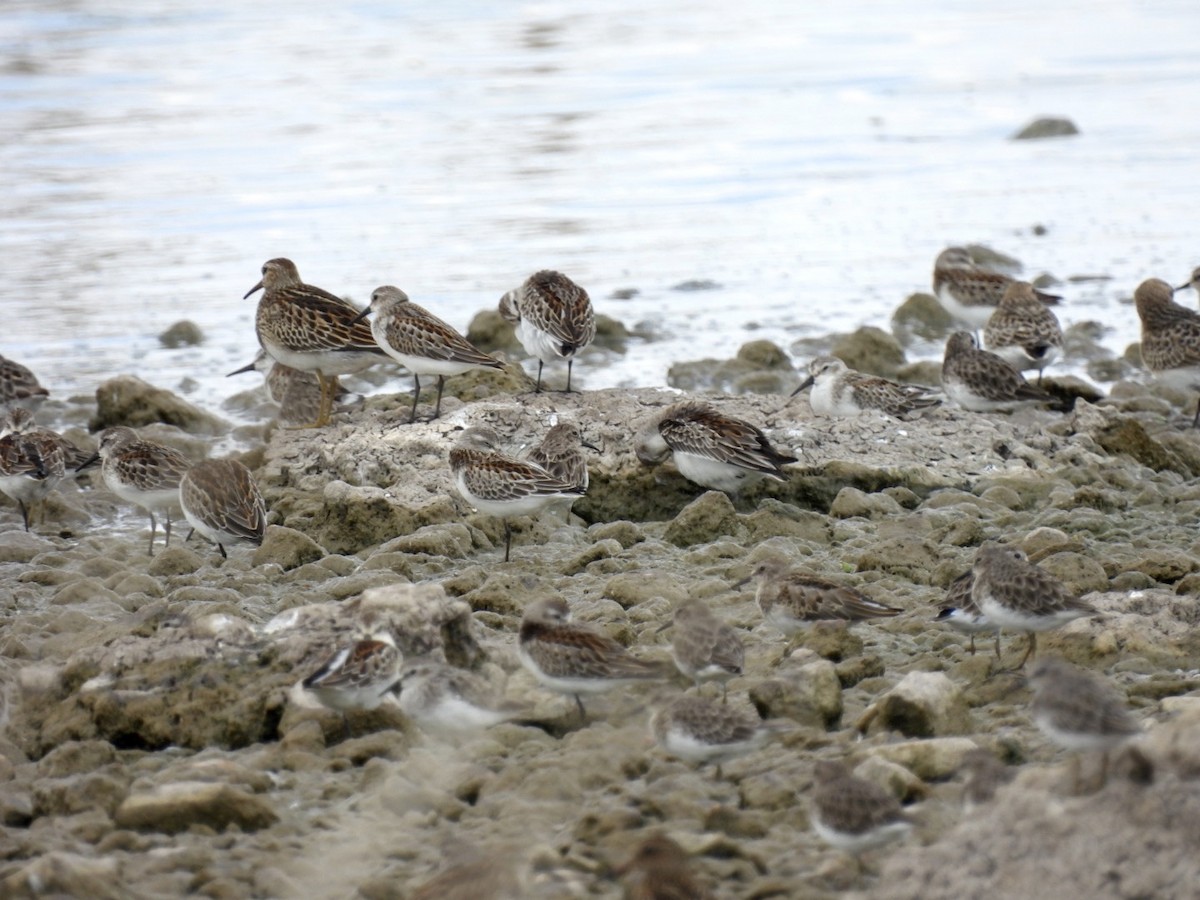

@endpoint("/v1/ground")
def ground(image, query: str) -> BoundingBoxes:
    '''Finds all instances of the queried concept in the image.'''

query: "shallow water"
[3,0,1199,424]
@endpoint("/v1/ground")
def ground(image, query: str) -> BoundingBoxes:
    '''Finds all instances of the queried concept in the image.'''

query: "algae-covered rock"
[1011,116,1080,140]
[863,671,974,738]
[114,781,278,833]
[749,658,843,729]
[158,320,204,349]
[891,292,955,345]
[90,375,228,435]
[664,491,739,547]
[252,525,325,570]
[830,327,906,378]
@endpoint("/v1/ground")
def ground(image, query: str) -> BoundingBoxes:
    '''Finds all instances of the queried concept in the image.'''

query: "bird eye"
[261,266,268,275]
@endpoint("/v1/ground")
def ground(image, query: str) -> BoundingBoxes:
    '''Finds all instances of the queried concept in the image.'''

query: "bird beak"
[790,374,816,398]
[350,308,371,325]
[75,452,100,473]
[654,620,673,635]
[226,361,257,377]
[581,440,601,452]
[732,575,752,590]
[243,280,264,300]
[1175,283,1190,292]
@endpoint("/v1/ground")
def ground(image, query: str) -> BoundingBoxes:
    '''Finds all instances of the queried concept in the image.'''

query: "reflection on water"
[2,0,1199,427]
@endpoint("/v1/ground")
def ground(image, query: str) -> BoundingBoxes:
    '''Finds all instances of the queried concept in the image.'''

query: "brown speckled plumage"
[499,270,595,391]
[617,834,714,900]
[983,281,1064,380]
[933,246,1059,328]
[942,331,1052,411]
[663,599,743,700]
[0,354,49,412]
[180,458,266,558]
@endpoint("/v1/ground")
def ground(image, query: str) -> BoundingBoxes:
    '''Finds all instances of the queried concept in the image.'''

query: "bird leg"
[19,500,30,532]
[535,360,545,393]
[1015,633,1037,669]
[1192,396,1200,429]
[432,375,447,421]
[164,512,172,549]
[573,693,587,721]
[217,542,228,560]
[565,359,576,393]
[408,374,422,424]
[503,519,512,563]
[148,511,158,556]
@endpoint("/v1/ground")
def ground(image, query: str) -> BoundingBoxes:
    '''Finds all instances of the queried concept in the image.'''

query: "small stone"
[868,736,979,780]
[114,782,278,833]
[748,659,842,729]
[251,525,326,571]
[830,326,906,378]
[91,374,228,435]
[736,340,789,369]
[158,321,204,348]
[891,292,955,344]
[829,487,902,520]
[37,740,117,778]
[147,546,203,576]
[864,671,973,738]
[1011,116,1080,140]
[664,491,739,547]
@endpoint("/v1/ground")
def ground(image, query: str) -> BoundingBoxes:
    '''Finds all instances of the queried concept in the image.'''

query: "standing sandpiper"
[353,285,503,423]
[983,281,1064,384]
[499,270,595,392]
[933,246,1060,330]
[1134,277,1200,427]
[244,258,387,428]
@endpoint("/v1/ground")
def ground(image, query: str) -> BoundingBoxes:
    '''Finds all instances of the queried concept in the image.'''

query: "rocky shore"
[4,327,1200,898]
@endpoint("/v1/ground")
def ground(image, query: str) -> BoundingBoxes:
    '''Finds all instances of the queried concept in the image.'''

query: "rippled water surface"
[4,0,1199,421]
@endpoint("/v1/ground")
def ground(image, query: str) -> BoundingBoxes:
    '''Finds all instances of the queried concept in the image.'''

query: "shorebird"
[656,599,743,702]
[517,596,665,719]
[933,570,1000,658]
[650,694,789,777]
[971,541,1096,669]
[1027,656,1141,792]
[616,834,714,900]
[983,281,1064,384]
[227,349,352,426]
[942,331,1052,412]
[179,458,267,559]
[634,400,796,494]
[352,285,504,423]
[737,556,901,643]
[448,426,584,562]
[1134,277,1200,427]
[302,634,402,739]
[499,270,595,392]
[790,356,940,418]
[80,426,191,555]
[0,354,49,413]
[933,246,1060,330]
[244,258,387,427]
[810,759,912,859]
[0,409,87,532]
[392,658,525,735]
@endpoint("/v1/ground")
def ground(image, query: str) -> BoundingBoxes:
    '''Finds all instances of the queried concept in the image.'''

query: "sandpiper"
[393,658,525,735]
[517,596,665,719]
[0,409,86,532]
[650,694,788,777]
[810,759,912,859]
[634,400,797,494]
[244,258,387,427]
[448,426,584,562]
[971,541,1096,669]
[737,556,901,639]
[933,570,1000,658]
[983,281,1064,384]
[81,426,191,555]
[942,331,1052,412]
[499,270,595,392]
[179,458,267,559]
[227,349,351,426]
[1027,656,1141,792]
[790,356,940,418]
[933,246,1060,330]
[302,634,402,738]
[1134,277,1200,426]
[657,599,744,701]
[0,354,49,413]
[1174,265,1200,300]
[352,285,503,423]
[616,834,714,900]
